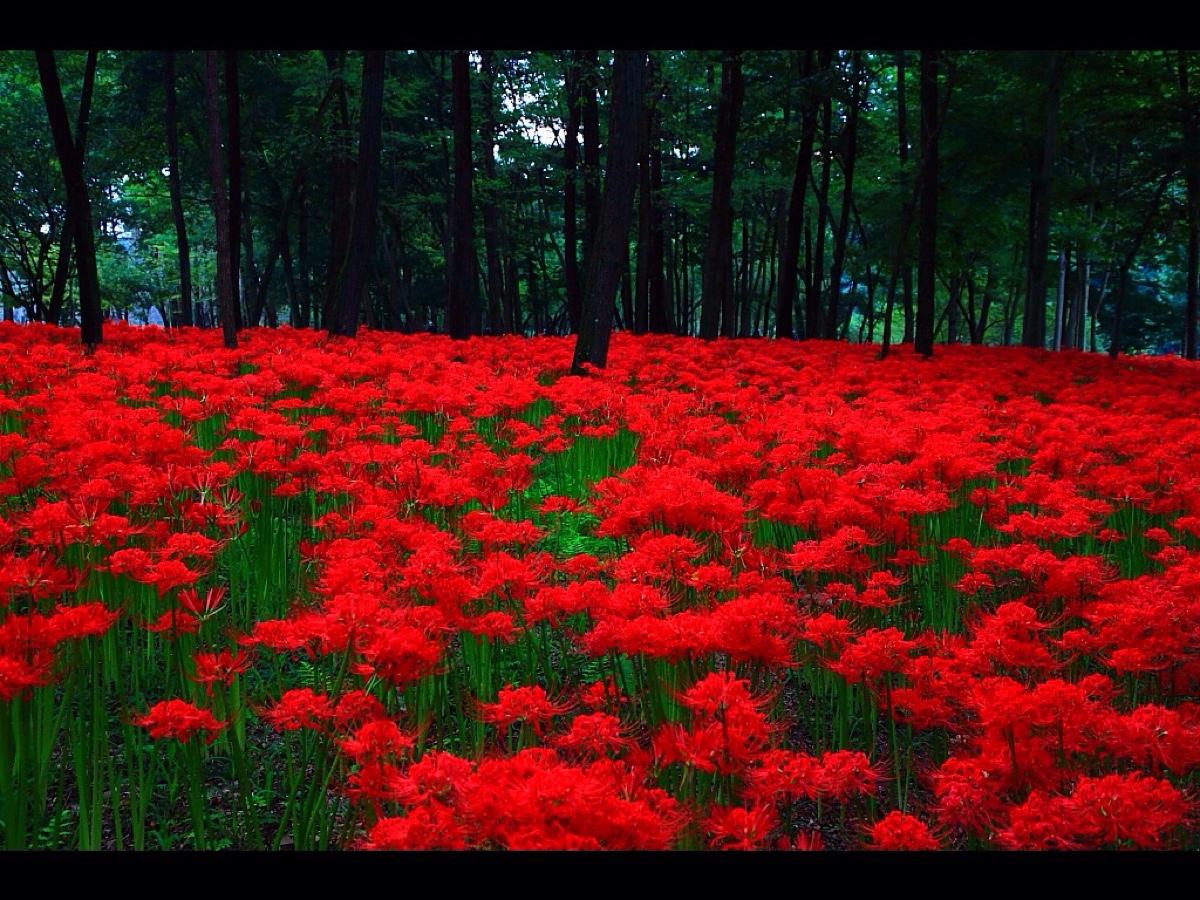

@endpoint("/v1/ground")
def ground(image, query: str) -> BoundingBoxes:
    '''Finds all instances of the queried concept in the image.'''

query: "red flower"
[135,699,226,743]
[867,811,941,850]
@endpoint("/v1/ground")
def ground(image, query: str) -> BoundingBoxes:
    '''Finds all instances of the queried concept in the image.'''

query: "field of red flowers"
[2,320,1200,850]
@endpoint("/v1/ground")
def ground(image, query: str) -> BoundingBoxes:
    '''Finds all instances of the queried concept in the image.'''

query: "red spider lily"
[177,586,227,621]
[475,684,572,736]
[189,648,253,695]
[866,811,942,850]
[551,712,636,761]
[339,719,417,764]
[257,688,336,732]
[135,699,227,744]
[706,803,779,850]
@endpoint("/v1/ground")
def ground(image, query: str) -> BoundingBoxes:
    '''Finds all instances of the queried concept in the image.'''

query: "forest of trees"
[3,49,1198,361]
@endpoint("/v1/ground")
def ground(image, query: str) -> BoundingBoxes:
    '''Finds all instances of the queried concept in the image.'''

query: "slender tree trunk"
[581,50,602,295]
[564,52,583,333]
[225,50,244,331]
[321,50,353,331]
[45,51,98,328]
[699,50,744,340]
[446,50,474,340]
[571,51,647,373]
[1181,50,1200,360]
[776,50,820,340]
[1022,51,1063,350]
[164,50,193,327]
[914,49,940,358]
[37,49,102,350]
[824,50,863,340]
[204,51,238,349]
[329,50,385,338]
[479,51,507,335]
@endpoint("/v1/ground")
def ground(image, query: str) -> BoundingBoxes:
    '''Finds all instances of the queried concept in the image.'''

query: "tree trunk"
[571,51,647,373]
[479,51,507,335]
[581,50,602,296]
[225,50,244,330]
[699,50,744,341]
[37,49,102,350]
[164,50,193,327]
[776,50,820,340]
[564,52,583,333]
[446,50,474,340]
[329,50,385,338]
[204,50,238,349]
[914,49,940,359]
[824,50,863,340]
[45,50,97,329]
[1181,50,1200,359]
[321,50,353,331]
[1022,51,1063,350]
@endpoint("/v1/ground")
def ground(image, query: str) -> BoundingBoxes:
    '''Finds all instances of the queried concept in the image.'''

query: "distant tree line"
[2,49,1197,362]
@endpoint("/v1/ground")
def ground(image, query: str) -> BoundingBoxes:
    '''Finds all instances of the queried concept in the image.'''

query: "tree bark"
[479,51,507,335]
[824,50,863,340]
[914,49,940,358]
[446,50,474,340]
[699,50,744,341]
[776,50,820,340]
[204,50,238,349]
[1181,50,1200,359]
[571,51,647,373]
[563,52,583,333]
[320,50,353,331]
[225,50,244,330]
[37,49,102,350]
[1022,51,1063,350]
[164,50,193,327]
[329,50,385,338]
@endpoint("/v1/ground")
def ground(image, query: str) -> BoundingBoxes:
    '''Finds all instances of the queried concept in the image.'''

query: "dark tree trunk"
[329,50,385,338]
[45,49,97,328]
[581,50,602,293]
[564,52,583,333]
[914,49,940,358]
[571,51,647,374]
[446,50,474,340]
[824,50,863,340]
[776,50,820,340]
[479,51,507,335]
[897,51,915,346]
[225,50,244,330]
[1022,51,1063,350]
[321,50,353,331]
[808,83,834,340]
[164,50,193,327]
[634,59,654,336]
[204,50,238,349]
[1181,50,1200,360]
[37,49,102,350]
[699,50,744,341]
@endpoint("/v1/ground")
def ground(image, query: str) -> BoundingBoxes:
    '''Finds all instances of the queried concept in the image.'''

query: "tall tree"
[327,50,385,338]
[36,49,103,350]
[225,50,244,330]
[824,50,864,340]
[776,50,820,340]
[563,52,583,333]
[571,51,647,373]
[204,50,237,349]
[446,50,474,340]
[914,49,940,358]
[163,50,193,327]
[1021,51,1064,349]
[699,50,745,340]
[1181,50,1200,360]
